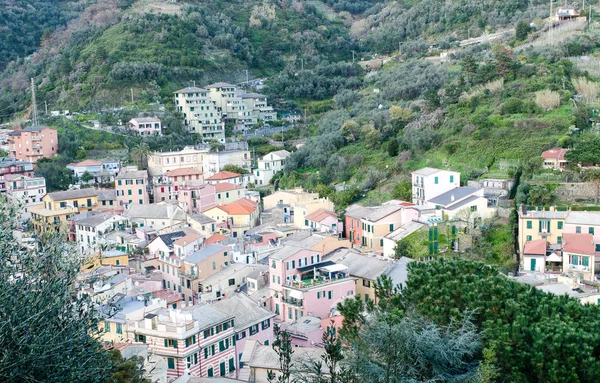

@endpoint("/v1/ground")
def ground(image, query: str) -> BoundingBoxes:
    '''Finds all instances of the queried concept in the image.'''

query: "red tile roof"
[541,148,569,161]
[305,208,338,222]
[523,239,547,255]
[206,170,241,181]
[165,167,203,177]
[563,233,595,255]
[215,182,243,192]
[219,202,257,215]
[74,159,103,167]
[205,233,227,245]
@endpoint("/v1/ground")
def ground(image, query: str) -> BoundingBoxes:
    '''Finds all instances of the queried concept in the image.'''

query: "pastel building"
[411,167,460,205]
[253,150,290,186]
[30,188,99,234]
[152,167,204,203]
[263,189,320,210]
[178,184,217,214]
[129,117,162,136]
[116,168,149,208]
[128,305,237,380]
[148,146,206,177]
[174,87,225,142]
[202,198,260,238]
[427,187,495,222]
[268,245,356,324]
[179,245,232,304]
[75,211,128,254]
[562,233,597,282]
[518,206,568,255]
[5,174,46,220]
[303,209,342,235]
[8,126,58,163]
[0,158,34,192]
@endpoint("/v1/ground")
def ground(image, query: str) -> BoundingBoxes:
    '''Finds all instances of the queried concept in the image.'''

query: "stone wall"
[550,182,597,201]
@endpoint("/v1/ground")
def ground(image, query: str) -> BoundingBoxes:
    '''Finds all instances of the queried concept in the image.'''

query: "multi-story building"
[30,188,99,233]
[128,305,237,380]
[427,187,495,222]
[241,93,277,124]
[202,198,260,238]
[8,126,58,162]
[263,189,320,210]
[345,201,419,252]
[253,150,290,186]
[0,158,34,192]
[174,87,225,142]
[152,167,204,203]
[5,174,46,220]
[206,171,244,186]
[517,206,568,255]
[115,167,149,208]
[148,146,207,177]
[411,167,461,205]
[562,233,598,281]
[129,117,162,136]
[303,209,342,235]
[75,211,129,254]
[206,149,252,176]
[124,203,187,232]
[197,264,268,303]
[178,183,217,214]
[178,244,232,304]
[268,245,356,324]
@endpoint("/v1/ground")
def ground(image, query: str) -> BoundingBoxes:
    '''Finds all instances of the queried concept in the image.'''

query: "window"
[117,180,122,186]
[229,358,236,372]
[470,205,477,212]
[237,331,247,340]
[167,358,175,370]
[434,176,438,184]
[116,323,122,334]
[583,256,590,267]
[220,362,226,376]
[104,322,110,333]
[576,226,582,234]
[134,334,146,343]
[262,319,271,330]
[526,221,532,229]
[228,278,235,286]
[572,255,579,265]
[558,221,563,229]
[328,290,333,299]
[450,175,454,183]
[271,260,276,269]
[249,324,259,335]
[212,261,216,270]
[526,235,532,241]
[380,239,384,247]
[590,227,595,235]
[185,335,196,347]
[164,339,178,348]
[138,189,142,195]
[128,190,132,195]
[389,224,394,232]
[557,236,562,244]
[363,279,371,288]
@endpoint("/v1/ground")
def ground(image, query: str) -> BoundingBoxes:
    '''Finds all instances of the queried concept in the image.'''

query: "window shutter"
[204,348,208,359]
[173,340,177,348]
[547,220,550,233]
[539,221,542,233]
[164,339,168,348]
[572,255,579,265]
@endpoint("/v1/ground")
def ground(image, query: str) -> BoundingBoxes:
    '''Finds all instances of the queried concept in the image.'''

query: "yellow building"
[293,199,335,229]
[101,250,129,267]
[263,188,320,210]
[30,188,99,233]
[202,198,260,238]
[518,206,567,255]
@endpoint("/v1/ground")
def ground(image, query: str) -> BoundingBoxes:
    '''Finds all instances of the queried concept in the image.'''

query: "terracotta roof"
[541,148,569,161]
[219,201,257,215]
[235,198,257,207]
[205,233,227,245]
[173,232,203,247]
[305,208,338,222]
[165,167,203,177]
[206,171,241,181]
[214,182,243,192]
[74,159,103,167]
[523,239,547,255]
[563,233,595,255]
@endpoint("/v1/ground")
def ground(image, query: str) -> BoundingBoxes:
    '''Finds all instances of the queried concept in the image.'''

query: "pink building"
[269,246,356,324]
[8,126,58,163]
[129,117,162,136]
[127,305,237,380]
[178,183,217,213]
[116,167,149,208]
[211,294,275,367]
[0,158,34,192]
[153,167,204,203]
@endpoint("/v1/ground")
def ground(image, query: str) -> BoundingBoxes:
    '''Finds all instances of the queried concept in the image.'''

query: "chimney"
[450,194,455,202]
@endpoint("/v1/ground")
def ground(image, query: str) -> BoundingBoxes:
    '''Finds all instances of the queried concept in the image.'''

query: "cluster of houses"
[175,82,277,142]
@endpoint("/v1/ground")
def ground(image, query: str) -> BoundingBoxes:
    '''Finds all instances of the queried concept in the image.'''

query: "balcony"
[281,296,303,307]
[567,264,590,272]
[31,135,41,141]
[179,270,197,279]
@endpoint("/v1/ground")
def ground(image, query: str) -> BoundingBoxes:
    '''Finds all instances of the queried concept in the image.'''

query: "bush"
[500,97,524,114]
[534,89,560,111]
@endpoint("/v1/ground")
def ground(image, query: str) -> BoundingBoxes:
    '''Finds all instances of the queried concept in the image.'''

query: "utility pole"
[44,101,47,115]
[130,88,134,103]
[245,69,249,84]
[31,78,38,126]
[192,80,196,87]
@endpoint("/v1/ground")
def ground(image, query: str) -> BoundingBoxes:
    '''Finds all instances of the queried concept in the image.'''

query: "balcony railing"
[179,270,197,279]
[281,296,303,307]
[284,274,349,290]
[567,264,590,272]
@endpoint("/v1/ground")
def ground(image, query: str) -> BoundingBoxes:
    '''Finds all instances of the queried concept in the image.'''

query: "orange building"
[8,126,58,163]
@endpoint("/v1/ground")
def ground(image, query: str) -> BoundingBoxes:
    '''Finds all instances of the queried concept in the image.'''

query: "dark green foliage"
[565,135,600,166]
[391,180,411,201]
[35,158,73,192]
[222,164,249,174]
[375,60,448,101]
[403,258,600,383]
[0,201,112,382]
[515,20,531,41]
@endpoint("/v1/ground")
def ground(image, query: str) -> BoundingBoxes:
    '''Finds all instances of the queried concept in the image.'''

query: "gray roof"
[412,167,446,176]
[428,187,480,206]
[97,189,116,201]
[174,86,208,94]
[269,245,305,260]
[130,117,160,123]
[205,82,236,89]
[241,93,266,99]
[385,221,426,242]
[363,204,402,222]
[344,204,375,219]
[76,211,119,227]
[384,257,413,288]
[124,204,186,221]
[183,305,233,330]
[104,250,127,258]
[8,126,51,136]
[189,213,216,225]
[249,345,326,371]
[565,211,600,226]
[445,195,480,211]
[185,244,227,264]
[116,170,147,180]
[47,188,98,201]
[327,249,390,280]
[210,294,274,330]
[154,231,187,249]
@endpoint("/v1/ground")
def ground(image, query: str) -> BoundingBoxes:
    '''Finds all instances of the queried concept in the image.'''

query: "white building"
[426,187,495,222]
[411,167,461,205]
[174,87,225,142]
[123,202,187,232]
[75,211,129,254]
[253,150,290,186]
[5,174,46,221]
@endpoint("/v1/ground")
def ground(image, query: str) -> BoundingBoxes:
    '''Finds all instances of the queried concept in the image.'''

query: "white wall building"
[253,150,290,186]
[411,167,461,205]
[5,174,46,221]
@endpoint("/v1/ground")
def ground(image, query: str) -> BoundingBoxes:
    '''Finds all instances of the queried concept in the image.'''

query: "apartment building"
[128,305,237,380]
[178,245,232,304]
[202,198,260,238]
[30,188,99,233]
[411,167,461,205]
[75,211,129,254]
[8,126,58,162]
[517,206,568,255]
[178,183,217,214]
[174,87,225,142]
[148,146,207,177]
[5,174,46,220]
[241,93,277,123]
[115,168,149,208]
[253,150,291,186]
[153,167,204,203]
[129,117,162,136]
[0,158,34,192]
[206,150,252,175]
[269,245,356,324]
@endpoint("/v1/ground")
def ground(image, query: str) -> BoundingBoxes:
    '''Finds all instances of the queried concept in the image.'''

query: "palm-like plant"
[129,142,150,169]
[582,167,600,205]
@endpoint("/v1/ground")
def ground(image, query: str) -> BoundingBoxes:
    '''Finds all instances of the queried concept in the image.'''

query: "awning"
[296,260,335,272]
[321,264,348,273]
[546,252,562,262]
[427,217,444,223]
[288,290,304,299]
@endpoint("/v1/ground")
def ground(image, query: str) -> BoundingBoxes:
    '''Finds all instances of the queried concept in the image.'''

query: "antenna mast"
[31,78,38,126]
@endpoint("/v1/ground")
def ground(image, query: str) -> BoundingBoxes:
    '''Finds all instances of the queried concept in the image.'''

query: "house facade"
[5,175,46,220]
[411,167,460,205]
[174,87,225,142]
[541,148,569,171]
[8,126,58,163]
[253,150,290,186]
[129,117,162,136]
[30,188,99,234]
[0,158,34,193]
[518,206,568,255]
[116,168,149,208]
